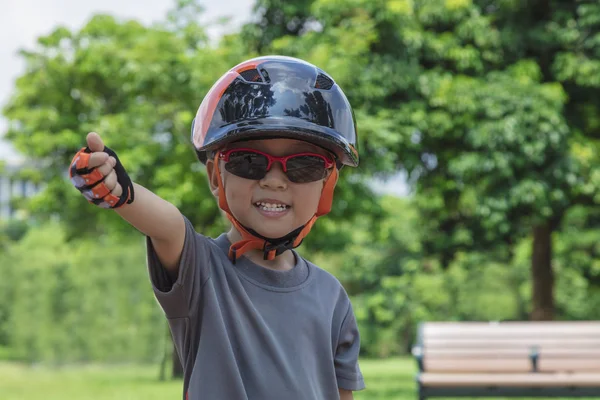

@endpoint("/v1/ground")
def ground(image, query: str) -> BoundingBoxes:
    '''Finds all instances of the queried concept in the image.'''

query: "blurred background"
[0,0,599,399]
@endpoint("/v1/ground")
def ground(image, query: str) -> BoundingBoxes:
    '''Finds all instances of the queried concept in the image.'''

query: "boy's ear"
[206,159,220,198]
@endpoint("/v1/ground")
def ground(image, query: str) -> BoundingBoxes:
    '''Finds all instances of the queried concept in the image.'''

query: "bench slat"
[424,338,600,349]
[423,323,600,338]
[423,349,531,357]
[539,359,600,373]
[424,358,532,373]
[419,373,600,387]
[423,347,600,359]
[423,322,600,333]
[540,349,600,357]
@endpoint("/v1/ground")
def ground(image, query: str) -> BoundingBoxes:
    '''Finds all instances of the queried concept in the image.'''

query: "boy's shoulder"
[302,256,351,297]
[304,258,341,282]
[301,257,356,328]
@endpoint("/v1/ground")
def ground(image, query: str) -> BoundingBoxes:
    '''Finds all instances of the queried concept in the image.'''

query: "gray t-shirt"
[147,216,365,400]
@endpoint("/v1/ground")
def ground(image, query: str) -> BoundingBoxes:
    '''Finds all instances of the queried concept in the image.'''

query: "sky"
[0,0,408,196]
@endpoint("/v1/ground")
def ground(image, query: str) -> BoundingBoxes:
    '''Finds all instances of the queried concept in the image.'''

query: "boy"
[69,56,364,399]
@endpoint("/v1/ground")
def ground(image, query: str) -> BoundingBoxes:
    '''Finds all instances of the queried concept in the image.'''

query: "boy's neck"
[227,228,296,271]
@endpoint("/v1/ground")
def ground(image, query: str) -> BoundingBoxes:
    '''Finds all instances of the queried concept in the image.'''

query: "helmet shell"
[191,56,358,166]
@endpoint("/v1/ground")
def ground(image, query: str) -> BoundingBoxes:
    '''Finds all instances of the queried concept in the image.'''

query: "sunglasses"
[218,148,335,183]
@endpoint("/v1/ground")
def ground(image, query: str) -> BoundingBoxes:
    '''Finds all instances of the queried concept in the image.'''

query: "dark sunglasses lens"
[285,155,328,183]
[224,151,268,180]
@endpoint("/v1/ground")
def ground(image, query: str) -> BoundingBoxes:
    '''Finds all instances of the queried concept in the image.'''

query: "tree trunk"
[531,223,554,320]
[172,342,184,379]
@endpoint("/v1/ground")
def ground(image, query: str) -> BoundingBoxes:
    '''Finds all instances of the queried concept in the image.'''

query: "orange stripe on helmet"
[192,61,260,150]
[192,71,238,149]
[233,60,259,73]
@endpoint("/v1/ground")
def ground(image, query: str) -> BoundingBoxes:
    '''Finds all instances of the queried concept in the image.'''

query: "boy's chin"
[250,226,292,240]
[243,220,301,240]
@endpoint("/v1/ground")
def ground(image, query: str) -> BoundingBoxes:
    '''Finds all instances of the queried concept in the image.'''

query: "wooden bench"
[412,321,600,399]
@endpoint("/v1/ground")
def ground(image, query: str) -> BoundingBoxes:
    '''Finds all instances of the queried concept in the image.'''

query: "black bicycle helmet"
[191,55,359,167]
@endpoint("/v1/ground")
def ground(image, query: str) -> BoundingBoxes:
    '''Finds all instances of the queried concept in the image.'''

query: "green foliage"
[554,205,600,319]
[1,224,165,364]
[241,0,317,52]
[0,219,30,242]
[346,198,528,357]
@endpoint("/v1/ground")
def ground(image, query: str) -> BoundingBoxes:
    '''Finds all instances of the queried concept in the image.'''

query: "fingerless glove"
[69,146,135,209]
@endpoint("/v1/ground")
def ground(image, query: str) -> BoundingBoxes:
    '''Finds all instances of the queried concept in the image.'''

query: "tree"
[241,0,317,53]
[243,0,600,320]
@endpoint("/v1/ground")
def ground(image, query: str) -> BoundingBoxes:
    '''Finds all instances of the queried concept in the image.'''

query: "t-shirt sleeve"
[335,303,366,391]
[146,215,211,319]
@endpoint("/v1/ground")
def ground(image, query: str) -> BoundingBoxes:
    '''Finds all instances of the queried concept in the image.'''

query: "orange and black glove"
[69,139,134,209]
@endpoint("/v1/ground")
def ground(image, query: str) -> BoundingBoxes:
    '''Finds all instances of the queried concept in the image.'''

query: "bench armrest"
[529,345,539,372]
[412,345,424,372]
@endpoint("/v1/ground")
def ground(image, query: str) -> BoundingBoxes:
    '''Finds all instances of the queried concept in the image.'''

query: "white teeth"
[255,201,288,212]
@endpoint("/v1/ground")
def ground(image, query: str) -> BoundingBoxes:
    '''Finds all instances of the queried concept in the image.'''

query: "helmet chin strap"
[213,153,337,263]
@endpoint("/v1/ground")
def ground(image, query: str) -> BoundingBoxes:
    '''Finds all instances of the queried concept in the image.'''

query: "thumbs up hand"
[69,132,134,209]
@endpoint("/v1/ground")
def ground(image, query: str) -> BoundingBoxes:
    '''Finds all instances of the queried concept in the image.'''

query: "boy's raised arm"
[115,183,185,274]
[71,132,186,277]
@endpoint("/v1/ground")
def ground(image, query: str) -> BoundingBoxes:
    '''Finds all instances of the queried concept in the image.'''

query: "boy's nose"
[259,162,288,189]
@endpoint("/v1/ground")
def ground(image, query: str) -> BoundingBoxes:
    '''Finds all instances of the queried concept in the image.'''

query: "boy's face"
[207,138,336,239]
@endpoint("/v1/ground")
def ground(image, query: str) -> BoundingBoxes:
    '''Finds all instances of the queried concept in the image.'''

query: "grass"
[1,357,599,399]
[0,362,180,400]
[356,357,417,400]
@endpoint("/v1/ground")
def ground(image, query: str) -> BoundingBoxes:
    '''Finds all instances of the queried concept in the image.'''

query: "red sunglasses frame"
[218,148,335,173]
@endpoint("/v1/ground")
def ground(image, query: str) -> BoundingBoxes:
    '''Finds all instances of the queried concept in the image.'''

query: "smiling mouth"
[254,201,290,212]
